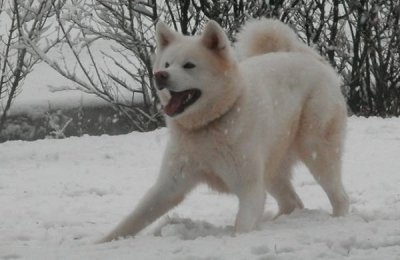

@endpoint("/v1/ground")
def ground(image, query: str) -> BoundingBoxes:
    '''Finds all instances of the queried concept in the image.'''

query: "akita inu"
[99,19,349,242]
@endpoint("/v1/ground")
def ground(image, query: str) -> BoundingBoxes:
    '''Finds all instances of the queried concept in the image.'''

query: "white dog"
[99,19,349,242]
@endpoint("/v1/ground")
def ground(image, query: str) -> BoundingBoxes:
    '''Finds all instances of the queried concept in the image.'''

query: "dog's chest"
[178,128,234,163]
[175,128,242,191]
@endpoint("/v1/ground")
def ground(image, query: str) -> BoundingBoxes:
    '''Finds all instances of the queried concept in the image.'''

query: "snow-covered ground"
[1,117,400,259]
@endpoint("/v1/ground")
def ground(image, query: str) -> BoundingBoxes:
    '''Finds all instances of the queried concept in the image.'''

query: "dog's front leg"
[234,169,266,233]
[99,148,198,243]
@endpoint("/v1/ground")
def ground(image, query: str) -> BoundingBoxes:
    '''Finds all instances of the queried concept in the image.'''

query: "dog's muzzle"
[154,70,169,90]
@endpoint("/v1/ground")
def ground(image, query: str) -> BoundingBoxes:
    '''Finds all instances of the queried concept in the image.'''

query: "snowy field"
[1,117,400,259]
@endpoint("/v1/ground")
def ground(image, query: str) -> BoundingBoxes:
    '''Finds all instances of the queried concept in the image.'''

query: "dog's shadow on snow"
[151,211,278,240]
[151,209,335,240]
[152,215,233,240]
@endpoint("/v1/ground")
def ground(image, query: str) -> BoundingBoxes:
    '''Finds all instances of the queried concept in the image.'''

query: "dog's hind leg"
[298,110,349,217]
[302,151,349,216]
[266,156,304,218]
[302,149,349,216]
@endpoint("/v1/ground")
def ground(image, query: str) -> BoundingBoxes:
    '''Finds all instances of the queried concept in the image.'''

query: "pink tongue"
[164,92,186,116]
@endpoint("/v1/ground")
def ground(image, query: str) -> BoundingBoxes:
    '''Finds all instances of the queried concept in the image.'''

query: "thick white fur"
[99,19,349,242]
[236,19,322,61]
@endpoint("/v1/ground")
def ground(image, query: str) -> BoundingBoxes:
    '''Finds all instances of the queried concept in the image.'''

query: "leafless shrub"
[0,0,56,130]
[4,0,399,137]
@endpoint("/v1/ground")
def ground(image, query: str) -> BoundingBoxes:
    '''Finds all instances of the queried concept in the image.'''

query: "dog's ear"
[201,20,229,53]
[156,21,177,51]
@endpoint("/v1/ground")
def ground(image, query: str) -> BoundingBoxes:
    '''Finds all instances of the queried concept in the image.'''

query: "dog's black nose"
[154,70,169,90]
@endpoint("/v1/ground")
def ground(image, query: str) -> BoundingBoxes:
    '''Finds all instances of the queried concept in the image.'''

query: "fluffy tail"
[235,19,322,61]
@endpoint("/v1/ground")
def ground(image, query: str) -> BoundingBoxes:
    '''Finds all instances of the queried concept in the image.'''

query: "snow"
[1,117,400,259]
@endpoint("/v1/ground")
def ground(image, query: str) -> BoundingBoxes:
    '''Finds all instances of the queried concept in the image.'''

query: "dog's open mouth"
[163,89,201,117]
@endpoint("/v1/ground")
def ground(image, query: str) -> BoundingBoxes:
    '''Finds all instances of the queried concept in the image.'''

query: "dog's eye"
[183,62,196,69]
[165,62,170,68]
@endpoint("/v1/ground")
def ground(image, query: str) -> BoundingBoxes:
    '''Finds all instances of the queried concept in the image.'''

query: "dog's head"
[153,20,241,129]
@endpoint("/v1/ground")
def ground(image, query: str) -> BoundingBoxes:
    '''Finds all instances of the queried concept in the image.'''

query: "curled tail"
[235,19,323,61]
